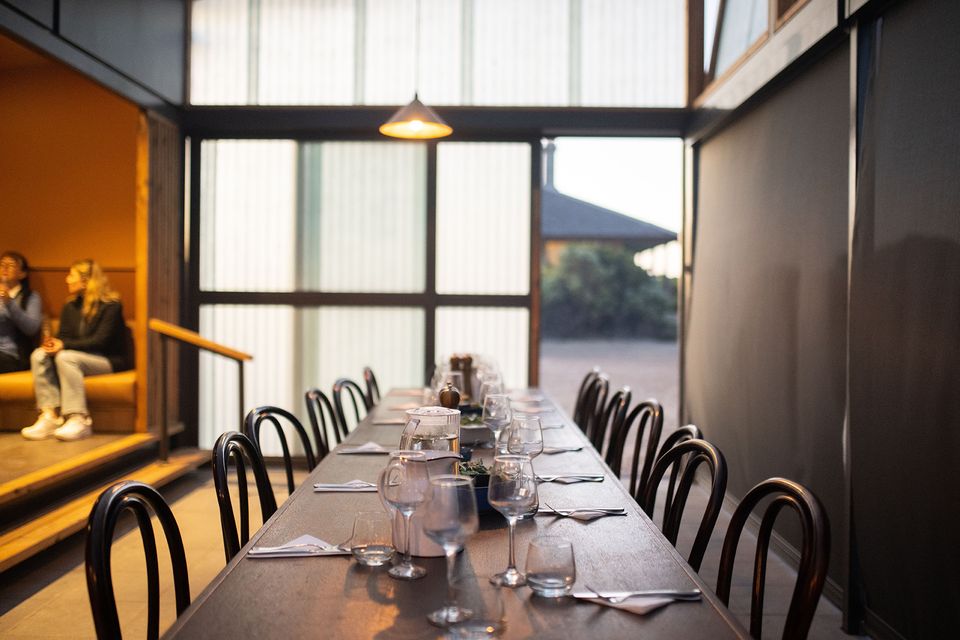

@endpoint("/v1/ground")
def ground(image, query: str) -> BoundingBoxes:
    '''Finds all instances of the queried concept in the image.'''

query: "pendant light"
[379,0,452,139]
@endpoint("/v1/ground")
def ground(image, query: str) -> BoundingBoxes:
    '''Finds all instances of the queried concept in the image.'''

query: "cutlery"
[541,446,583,454]
[541,503,625,516]
[578,584,702,604]
[536,475,604,483]
[249,542,350,556]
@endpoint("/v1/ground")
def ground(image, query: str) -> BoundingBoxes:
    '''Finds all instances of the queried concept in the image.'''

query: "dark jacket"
[58,297,133,372]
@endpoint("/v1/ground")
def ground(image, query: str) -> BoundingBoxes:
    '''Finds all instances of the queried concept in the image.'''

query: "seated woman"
[0,251,42,374]
[21,259,132,441]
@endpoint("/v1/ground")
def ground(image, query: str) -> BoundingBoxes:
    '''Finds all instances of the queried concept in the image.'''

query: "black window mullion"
[424,142,438,384]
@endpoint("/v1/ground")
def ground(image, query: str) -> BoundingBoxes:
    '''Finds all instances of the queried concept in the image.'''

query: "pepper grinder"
[438,382,461,409]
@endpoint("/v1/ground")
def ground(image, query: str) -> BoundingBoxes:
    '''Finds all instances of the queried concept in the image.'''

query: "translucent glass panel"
[190,0,685,107]
[199,305,297,451]
[704,0,722,73]
[580,0,685,107]
[258,0,355,104]
[200,140,297,291]
[301,306,425,401]
[472,0,569,106]
[436,143,531,295]
[436,307,529,389]
[301,142,426,292]
[714,0,768,76]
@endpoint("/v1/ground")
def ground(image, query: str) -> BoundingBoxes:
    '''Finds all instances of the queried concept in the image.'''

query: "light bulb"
[409,120,424,132]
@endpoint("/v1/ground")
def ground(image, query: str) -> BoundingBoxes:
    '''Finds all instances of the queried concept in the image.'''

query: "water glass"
[505,415,544,459]
[378,450,430,580]
[488,455,538,587]
[482,394,512,452]
[525,537,576,597]
[350,511,395,567]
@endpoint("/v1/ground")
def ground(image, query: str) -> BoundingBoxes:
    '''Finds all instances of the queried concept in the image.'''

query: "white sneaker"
[54,415,93,441]
[21,414,63,440]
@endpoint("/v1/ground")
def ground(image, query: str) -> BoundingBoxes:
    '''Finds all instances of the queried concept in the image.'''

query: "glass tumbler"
[525,537,576,597]
[350,511,396,567]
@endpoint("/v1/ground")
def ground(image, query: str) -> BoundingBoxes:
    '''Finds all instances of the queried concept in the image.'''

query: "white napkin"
[538,508,626,522]
[337,441,390,454]
[512,404,554,414]
[542,445,583,454]
[540,423,565,430]
[581,596,676,615]
[372,417,408,425]
[248,534,350,558]
[313,479,377,492]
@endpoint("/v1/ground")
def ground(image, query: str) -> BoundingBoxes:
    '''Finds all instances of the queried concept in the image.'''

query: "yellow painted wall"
[0,55,140,317]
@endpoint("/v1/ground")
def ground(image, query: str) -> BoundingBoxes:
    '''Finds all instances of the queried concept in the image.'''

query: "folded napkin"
[248,534,350,558]
[372,417,408,425]
[512,404,554,414]
[578,595,677,615]
[538,507,626,521]
[542,445,583,454]
[313,479,377,492]
[337,441,391,454]
[536,475,604,484]
[540,423,565,430]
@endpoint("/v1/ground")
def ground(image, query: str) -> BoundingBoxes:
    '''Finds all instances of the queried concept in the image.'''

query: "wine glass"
[478,380,504,405]
[506,414,544,459]
[377,450,430,580]
[482,394,512,452]
[422,475,480,626]
[487,455,538,587]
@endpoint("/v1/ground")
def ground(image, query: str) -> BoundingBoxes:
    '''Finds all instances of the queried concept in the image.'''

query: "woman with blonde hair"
[21,259,132,441]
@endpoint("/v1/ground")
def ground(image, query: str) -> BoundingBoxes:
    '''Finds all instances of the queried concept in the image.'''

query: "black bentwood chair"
[579,373,610,444]
[85,481,190,640]
[592,386,631,457]
[363,366,381,407]
[605,399,664,500]
[639,438,727,572]
[571,367,601,429]
[305,387,343,454]
[244,406,317,495]
[654,423,703,508]
[332,377,370,434]
[716,478,830,640]
[212,431,278,562]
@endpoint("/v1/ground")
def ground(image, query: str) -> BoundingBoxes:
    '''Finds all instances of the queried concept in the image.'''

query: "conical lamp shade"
[379,95,452,139]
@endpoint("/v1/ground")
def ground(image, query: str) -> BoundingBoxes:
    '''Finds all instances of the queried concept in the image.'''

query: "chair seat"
[0,370,137,431]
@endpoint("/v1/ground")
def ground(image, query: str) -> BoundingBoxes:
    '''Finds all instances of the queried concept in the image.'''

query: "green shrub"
[541,244,677,339]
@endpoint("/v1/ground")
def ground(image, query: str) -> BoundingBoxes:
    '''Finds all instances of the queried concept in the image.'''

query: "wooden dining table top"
[163,389,748,639]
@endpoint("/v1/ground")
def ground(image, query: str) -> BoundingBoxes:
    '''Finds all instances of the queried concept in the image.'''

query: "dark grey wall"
[0,0,185,107]
[849,0,960,637]
[685,44,850,583]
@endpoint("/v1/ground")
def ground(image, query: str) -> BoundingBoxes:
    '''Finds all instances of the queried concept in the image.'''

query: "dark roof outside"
[541,186,677,250]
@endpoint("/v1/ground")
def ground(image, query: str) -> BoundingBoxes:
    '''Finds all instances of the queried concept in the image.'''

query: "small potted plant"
[458,460,493,513]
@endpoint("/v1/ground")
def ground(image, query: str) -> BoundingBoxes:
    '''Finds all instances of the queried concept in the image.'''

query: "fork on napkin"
[542,445,583,454]
[313,479,377,492]
[538,505,626,521]
[536,474,604,484]
[572,590,700,615]
[248,534,351,558]
[336,441,391,454]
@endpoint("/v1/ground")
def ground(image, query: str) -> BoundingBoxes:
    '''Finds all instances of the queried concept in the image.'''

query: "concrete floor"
[0,339,864,638]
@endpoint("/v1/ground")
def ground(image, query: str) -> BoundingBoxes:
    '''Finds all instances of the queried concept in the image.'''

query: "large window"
[196,139,534,449]
[190,0,685,107]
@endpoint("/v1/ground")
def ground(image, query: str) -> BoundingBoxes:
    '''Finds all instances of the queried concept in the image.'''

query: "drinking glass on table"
[488,455,538,587]
[482,394,512,452]
[525,537,576,597]
[350,511,395,567]
[422,475,480,626]
[506,414,544,459]
[478,380,503,405]
[378,450,430,580]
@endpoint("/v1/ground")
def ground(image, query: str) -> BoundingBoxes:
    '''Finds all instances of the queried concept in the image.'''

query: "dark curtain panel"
[850,0,960,637]
[685,45,849,583]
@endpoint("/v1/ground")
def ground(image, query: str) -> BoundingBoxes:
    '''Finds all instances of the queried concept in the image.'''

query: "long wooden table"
[164,390,748,639]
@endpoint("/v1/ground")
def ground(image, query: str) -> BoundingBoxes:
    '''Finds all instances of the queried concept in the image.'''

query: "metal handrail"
[148,318,253,462]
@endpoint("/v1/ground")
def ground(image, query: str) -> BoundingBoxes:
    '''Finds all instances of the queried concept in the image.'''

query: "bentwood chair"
[639,439,727,572]
[716,478,830,640]
[305,387,343,454]
[363,366,381,407]
[605,399,664,500]
[579,373,610,444]
[591,386,631,456]
[655,423,703,508]
[332,377,370,435]
[85,481,190,640]
[244,406,317,495]
[571,367,601,429]
[212,431,278,562]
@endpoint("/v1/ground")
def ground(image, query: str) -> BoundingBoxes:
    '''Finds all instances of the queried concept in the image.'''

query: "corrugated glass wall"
[197,139,533,450]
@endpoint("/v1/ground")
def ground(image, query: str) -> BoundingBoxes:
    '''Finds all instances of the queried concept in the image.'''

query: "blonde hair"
[69,259,120,320]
